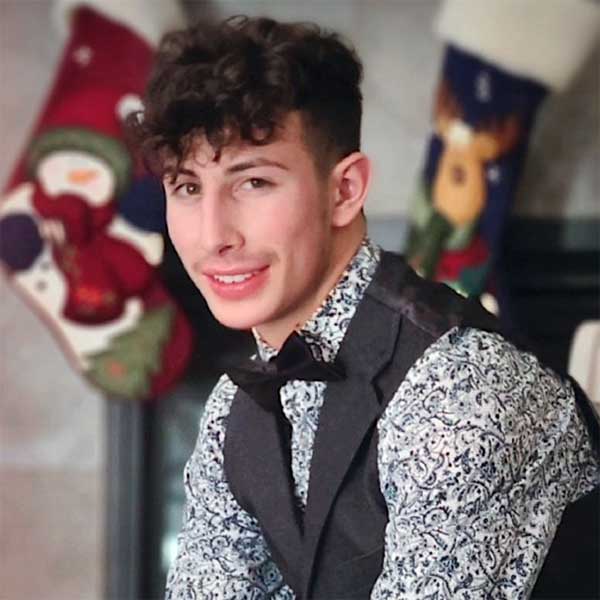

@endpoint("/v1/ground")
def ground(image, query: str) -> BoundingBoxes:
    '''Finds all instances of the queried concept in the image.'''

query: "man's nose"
[198,192,243,255]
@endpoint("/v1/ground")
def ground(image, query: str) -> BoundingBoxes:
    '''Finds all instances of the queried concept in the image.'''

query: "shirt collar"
[254,237,381,362]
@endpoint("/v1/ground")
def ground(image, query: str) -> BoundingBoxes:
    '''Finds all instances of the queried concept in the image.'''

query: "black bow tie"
[226,332,345,412]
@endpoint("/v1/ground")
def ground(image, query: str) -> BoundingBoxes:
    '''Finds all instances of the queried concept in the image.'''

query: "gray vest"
[223,251,599,599]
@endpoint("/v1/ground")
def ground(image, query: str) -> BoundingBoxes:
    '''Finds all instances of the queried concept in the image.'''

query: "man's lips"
[203,264,268,278]
[202,265,270,299]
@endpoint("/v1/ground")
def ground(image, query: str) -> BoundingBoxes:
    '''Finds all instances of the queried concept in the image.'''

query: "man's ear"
[330,152,371,227]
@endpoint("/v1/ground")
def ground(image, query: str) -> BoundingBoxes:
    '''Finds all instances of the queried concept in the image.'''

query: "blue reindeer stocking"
[407,0,600,303]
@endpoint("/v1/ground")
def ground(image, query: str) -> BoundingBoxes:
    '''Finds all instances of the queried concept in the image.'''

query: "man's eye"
[180,182,200,195]
[240,178,271,191]
[171,182,201,198]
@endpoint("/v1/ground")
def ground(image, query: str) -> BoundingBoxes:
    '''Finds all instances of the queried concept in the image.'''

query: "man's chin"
[205,302,266,332]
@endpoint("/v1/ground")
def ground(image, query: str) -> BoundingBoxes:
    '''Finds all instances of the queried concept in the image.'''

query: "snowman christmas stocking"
[0,1,194,401]
[406,0,600,300]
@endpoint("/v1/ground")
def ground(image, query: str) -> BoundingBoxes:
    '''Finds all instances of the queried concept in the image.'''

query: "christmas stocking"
[0,1,194,401]
[406,0,600,301]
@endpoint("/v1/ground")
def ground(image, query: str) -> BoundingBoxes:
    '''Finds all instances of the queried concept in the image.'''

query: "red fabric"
[5,7,154,191]
[32,187,114,244]
[435,235,490,282]
[33,183,153,324]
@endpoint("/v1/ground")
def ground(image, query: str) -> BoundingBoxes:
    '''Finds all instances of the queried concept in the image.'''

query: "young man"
[135,16,599,599]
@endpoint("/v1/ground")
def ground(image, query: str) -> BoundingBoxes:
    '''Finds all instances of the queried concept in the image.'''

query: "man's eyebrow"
[162,167,198,185]
[163,158,288,183]
[177,167,198,177]
[225,158,289,174]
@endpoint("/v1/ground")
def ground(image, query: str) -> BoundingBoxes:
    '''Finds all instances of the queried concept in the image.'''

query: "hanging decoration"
[406,0,600,303]
[0,1,194,401]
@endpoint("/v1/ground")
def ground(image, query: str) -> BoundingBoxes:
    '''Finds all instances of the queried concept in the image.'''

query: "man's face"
[163,112,337,342]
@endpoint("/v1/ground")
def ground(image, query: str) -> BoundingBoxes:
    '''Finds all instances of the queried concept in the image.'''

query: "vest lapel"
[301,278,402,596]
[224,388,304,593]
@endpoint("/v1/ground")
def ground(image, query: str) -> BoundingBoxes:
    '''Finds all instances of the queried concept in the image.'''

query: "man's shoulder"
[366,251,500,342]
[438,326,547,383]
[382,325,570,436]
[377,326,584,498]
[424,325,534,369]
[413,325,562,401]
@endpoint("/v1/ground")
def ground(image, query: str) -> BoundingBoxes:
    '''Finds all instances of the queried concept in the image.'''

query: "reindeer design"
[409,80,522,287]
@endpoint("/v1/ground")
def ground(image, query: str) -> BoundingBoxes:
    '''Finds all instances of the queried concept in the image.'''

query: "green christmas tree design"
[85,305,175,400]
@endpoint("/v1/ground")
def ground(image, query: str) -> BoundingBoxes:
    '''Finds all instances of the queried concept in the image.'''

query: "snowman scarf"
[32,182,154,325]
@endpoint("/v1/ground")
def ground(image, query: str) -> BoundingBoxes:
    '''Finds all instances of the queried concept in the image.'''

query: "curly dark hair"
[131,16,363,177]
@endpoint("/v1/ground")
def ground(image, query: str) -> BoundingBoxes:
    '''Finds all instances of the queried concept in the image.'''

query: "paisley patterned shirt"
[166,239,599,600]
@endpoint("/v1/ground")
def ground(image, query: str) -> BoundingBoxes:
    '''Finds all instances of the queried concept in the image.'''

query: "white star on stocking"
[73,45,93,67]
[475,71,492,102]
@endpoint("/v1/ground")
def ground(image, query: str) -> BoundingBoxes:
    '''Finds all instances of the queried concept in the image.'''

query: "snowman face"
[37,150,115,205]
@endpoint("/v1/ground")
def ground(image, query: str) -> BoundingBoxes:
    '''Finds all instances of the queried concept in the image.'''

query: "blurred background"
[0,1,598,599]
